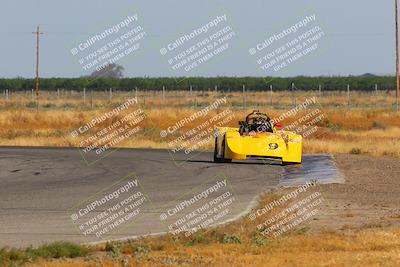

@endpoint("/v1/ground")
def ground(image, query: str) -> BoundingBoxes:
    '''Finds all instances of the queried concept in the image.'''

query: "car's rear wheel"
[221,138,232,163]
[214,137,232,163]
[213,137,223,163]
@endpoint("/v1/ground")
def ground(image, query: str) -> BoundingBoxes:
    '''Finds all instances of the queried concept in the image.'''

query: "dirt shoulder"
[309,154,400,231]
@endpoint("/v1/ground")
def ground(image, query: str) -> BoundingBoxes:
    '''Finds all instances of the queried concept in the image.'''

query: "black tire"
[221,137,232,163]
[214,137,224,163]
[213,137,232,163]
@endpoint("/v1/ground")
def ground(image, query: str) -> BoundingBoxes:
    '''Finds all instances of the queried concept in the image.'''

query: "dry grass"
[31,231,400,267]
[0,91,399,157]
[23,192,400,267]
[304,128,400,157]
[1,90,397,109]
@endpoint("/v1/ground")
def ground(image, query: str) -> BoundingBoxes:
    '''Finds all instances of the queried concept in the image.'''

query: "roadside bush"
[25,102,37,108]
[372,121,387,130]
[350,147,362,154]
[42,102,57,109]
[134,244,150,259]
[186,234,210,246]
[327,122,342,132]
[29,242,90,259]
[0,242,90,265]
[62,103,76,109]
[251,236,267,246]
[221,235,241,244]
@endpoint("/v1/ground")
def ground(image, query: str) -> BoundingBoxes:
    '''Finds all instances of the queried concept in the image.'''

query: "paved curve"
[0,147,284,247]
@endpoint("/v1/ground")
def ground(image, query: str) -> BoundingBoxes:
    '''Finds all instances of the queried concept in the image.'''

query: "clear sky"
[0,0,395,78]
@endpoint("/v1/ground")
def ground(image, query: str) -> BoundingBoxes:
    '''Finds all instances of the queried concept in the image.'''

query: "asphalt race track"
[0,147,343,247]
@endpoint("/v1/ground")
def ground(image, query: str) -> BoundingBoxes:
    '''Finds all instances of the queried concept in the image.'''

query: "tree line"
[0,76,395,92]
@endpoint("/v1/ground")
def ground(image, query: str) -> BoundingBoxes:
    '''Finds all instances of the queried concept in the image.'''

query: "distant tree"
[0,75,396,91]
[90,63,124,78]
[361,73,376,77]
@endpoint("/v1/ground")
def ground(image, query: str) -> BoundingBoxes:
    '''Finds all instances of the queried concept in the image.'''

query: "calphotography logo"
[160,14,236,81]
[67,97,147,165]
[160,97,235,165]
[70,13,146,74]
[249,13,326,75]
[248,181,328,238]
[158,175,243,237]
[68,173,152,240]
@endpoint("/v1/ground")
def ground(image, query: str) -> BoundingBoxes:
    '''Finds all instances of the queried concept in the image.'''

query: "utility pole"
[396,0,399,111]
[32,25,43,111]
[291,82,295,107]
[347,84,350,109]
[242,84,246,109]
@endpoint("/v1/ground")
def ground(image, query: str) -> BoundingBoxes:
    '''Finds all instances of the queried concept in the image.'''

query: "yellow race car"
[213,110,302,164]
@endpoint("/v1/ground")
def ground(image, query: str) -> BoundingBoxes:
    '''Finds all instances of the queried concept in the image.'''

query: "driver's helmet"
[252,117,271,133]
[253,117,266,125]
